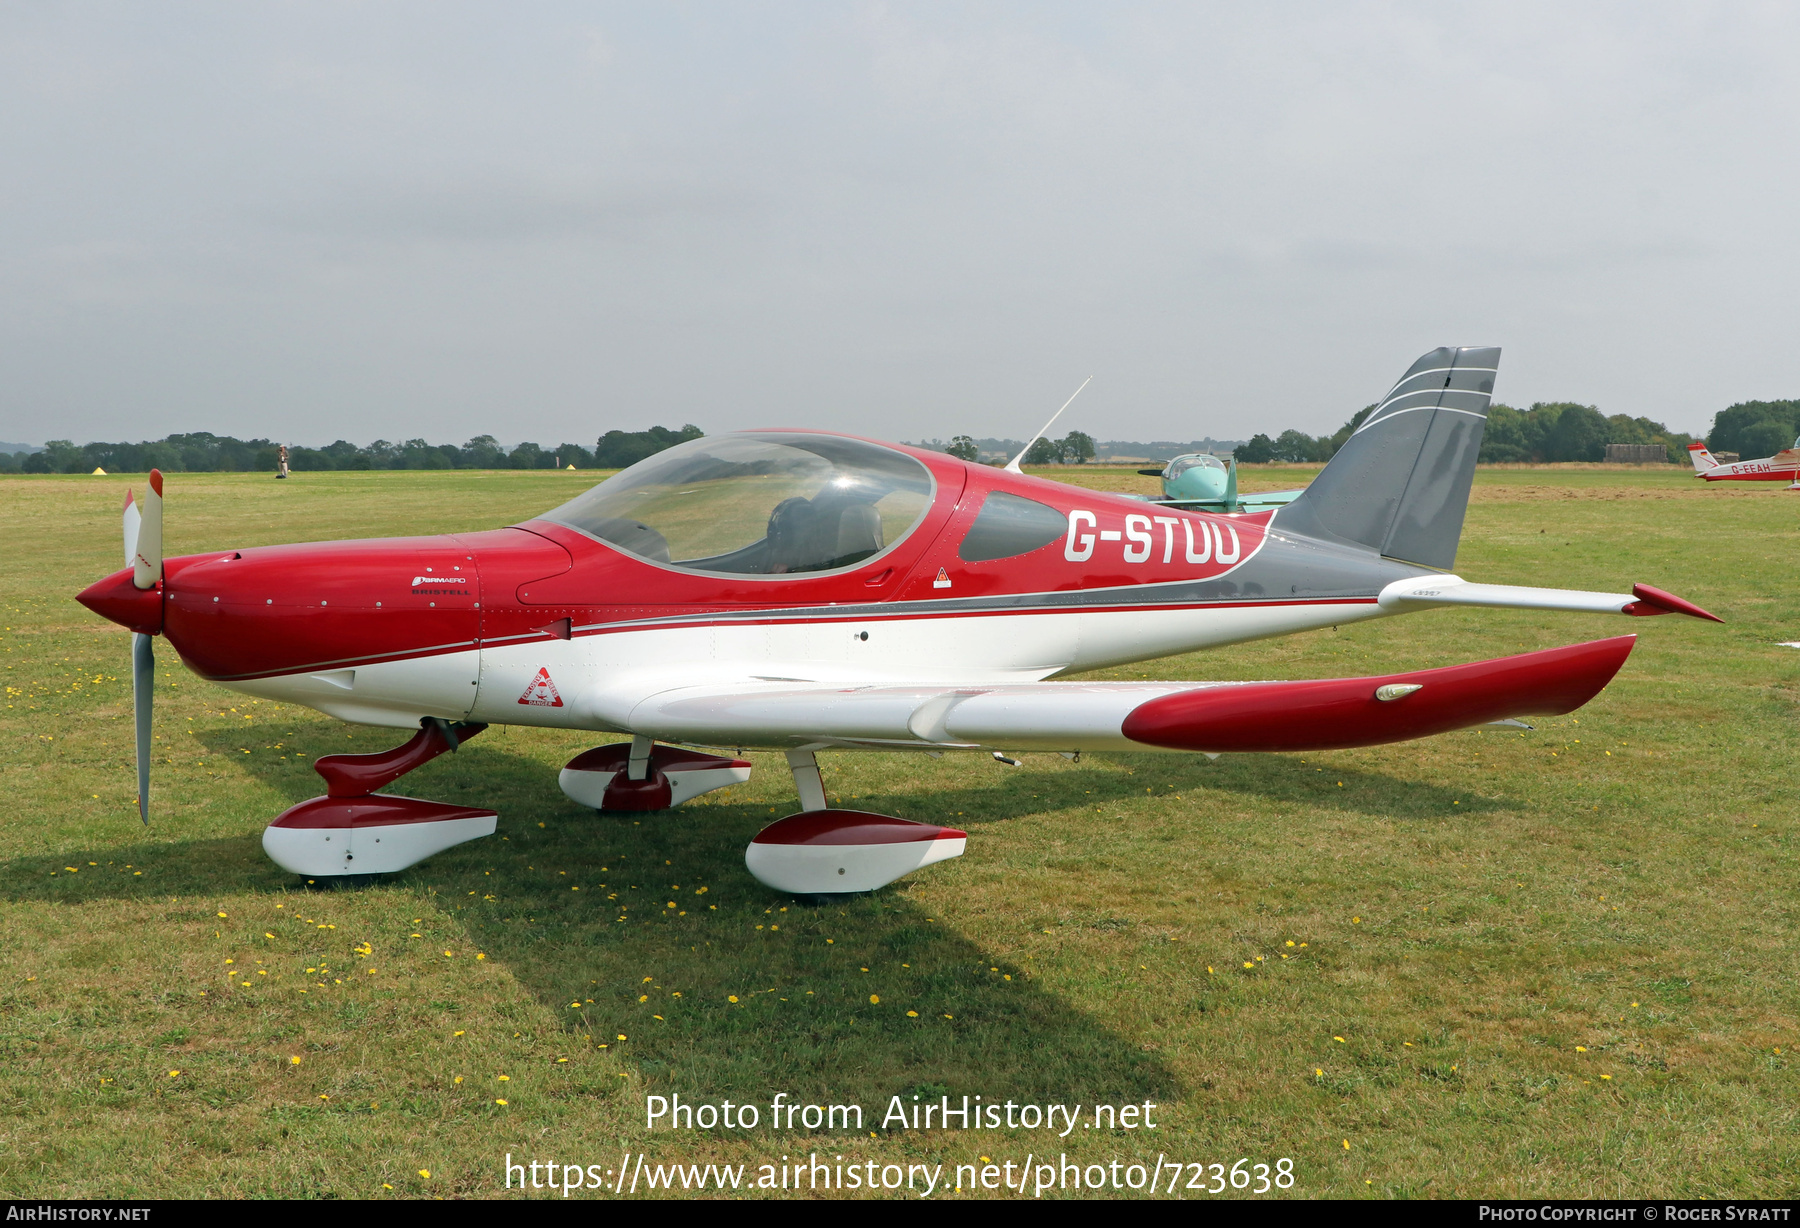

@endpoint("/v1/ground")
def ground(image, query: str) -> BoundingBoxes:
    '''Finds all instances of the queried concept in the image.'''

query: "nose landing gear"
[262,719,497,877]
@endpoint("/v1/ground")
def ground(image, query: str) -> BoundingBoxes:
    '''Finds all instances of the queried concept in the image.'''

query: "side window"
[957,491,1068,563]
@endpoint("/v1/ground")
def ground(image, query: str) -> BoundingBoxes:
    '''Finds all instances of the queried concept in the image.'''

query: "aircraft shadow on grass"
[9,730,1502,1106]
[13,734,1181,1107]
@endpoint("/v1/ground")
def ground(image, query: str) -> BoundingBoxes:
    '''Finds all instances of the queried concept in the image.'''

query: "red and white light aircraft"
[1688,438,1800,485]
[79,347,1720,896]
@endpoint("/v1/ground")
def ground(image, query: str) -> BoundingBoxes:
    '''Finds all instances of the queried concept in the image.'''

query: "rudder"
[1275,346,1499,571]
[1687,441,1719,472]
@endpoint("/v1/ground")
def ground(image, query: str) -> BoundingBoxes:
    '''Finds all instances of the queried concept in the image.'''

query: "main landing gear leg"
[262,719,497,878]
[558,739,752,811]
[743,746,969,897]
[785,748,828,812]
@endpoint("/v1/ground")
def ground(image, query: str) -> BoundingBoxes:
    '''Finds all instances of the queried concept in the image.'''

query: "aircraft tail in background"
[1688,441,1720,473]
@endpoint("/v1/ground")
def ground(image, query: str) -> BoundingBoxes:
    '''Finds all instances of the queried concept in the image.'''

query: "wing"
[621,636,1637,755]
[1156,488,1305,512]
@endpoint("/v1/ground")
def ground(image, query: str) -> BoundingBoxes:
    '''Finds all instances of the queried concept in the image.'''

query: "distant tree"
[460,434,506,469]
[1024,436,1063,465]
[287,446,335,471]
[1235,433,1275,464]
[42,440,87,473]
[1740,419,1795,459]
[593,424,703,469]
[1272,429,1323,463]
[508,442,548,470]
[318,439,364,468]
[1541,403,1607,462]
[1060,431,1095,464]
[554,443,595,468]
[1480,403,1532,462]
[946,435,978,461]
[1708,400,1800,455]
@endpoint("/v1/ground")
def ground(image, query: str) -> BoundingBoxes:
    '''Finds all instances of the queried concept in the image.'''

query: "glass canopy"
[1167,453,1225,479]
[540,433,935,576]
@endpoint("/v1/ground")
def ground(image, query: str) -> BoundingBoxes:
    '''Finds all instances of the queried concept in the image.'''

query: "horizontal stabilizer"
[1379,576,1721,621]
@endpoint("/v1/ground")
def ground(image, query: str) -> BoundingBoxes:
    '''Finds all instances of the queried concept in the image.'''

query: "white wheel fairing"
[745,835,966,894]
[261,813,496,876]
[558,763,751,809]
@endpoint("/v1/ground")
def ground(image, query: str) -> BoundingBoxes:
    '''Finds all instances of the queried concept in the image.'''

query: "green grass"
[1,464,1796,1199]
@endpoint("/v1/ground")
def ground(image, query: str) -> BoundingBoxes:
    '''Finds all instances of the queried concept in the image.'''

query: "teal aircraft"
[1138,453,1305,512]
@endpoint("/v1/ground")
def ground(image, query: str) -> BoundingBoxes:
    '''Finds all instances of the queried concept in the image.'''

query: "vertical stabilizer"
[1275,346,1499,571]
[1687,441,1720,472]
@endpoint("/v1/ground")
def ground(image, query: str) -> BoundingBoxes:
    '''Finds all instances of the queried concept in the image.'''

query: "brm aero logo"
[411,575,470,595]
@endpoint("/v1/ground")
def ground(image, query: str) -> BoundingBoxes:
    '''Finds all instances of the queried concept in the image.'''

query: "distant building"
[1603,443,1668,464]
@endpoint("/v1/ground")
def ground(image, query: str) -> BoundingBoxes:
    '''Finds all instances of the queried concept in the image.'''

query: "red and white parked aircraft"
[79,347,1719,896]
[1688,438,1800,485]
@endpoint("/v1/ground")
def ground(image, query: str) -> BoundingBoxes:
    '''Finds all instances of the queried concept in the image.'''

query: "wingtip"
[148,469,163,497]
[1627,583,1723,623]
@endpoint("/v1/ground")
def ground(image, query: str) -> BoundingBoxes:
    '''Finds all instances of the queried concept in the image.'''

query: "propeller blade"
[133,469,163,590]
[133,631,153,824]
[122,489,140,570]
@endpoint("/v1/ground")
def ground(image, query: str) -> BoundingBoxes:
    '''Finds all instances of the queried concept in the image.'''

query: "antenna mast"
[1005,377,1093,474]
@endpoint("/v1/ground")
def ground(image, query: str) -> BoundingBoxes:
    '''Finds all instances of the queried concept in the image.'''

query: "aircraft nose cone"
[77,568,163,635]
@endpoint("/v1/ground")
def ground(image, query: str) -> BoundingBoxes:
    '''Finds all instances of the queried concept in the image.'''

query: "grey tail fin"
[1274,345,1499,571]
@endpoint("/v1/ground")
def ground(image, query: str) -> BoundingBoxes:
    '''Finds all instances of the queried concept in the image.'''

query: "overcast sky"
[2,2,1797,447]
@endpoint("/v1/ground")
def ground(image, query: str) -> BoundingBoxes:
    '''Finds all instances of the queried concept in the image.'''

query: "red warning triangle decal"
[518,667,564,707]
[933,567,952,589]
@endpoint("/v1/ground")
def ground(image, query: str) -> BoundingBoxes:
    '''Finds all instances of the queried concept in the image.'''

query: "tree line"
[11,399,1792,476]
[0,425,703,475]
[1234,402,1697,465]
[939,431,1097,465]
[1706,400,1800,457]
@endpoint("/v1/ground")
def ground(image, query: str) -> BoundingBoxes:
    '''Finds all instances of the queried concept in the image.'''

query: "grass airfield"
[0,462,1795,1200]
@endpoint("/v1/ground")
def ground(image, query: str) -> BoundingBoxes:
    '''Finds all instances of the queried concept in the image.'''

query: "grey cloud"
[4,2,1800,447]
